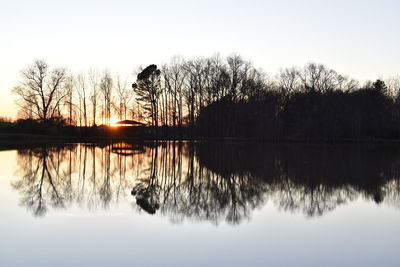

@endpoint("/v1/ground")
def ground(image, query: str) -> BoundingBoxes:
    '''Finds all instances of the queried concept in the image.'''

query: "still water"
[0,142,400,267]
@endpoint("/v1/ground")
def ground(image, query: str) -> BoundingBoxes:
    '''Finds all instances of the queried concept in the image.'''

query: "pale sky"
[1,0,400,118]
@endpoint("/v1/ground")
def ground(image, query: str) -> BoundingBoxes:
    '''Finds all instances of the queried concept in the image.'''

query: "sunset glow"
[110,118,120,127]
[2,1,400,267]
[1,1,400,119]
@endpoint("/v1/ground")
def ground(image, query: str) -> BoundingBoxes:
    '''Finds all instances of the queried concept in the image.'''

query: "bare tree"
[203,55,230,103]
[335,74,359,92]
[299,63,337,93]
[100,71,113,125]
[88,69,99,126]
[12,59,68,123]
[64,74,75,125]
[298,63,359,93]
[163,57,186,127]
[278,67,300,96]
[114,76,133,120]
[227,54,251,99]
[76,73,88,127]
[183,59,207,125]
[385,76,400,99]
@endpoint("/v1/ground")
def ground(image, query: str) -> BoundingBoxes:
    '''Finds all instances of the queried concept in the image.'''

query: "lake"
[1,142,400,267]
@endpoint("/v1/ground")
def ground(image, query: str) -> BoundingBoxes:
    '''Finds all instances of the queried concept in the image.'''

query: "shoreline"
[2,133,400,147]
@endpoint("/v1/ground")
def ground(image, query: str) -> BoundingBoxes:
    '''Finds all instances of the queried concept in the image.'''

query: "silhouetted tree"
[88,68,99,126]
[163,58,185,127]
[64,74,75,125]
[132,65,161,126]
[12,60,68,123]
[100,71,113,125]
[76,73,88,127]
[114,76,132,121]
[373,79,387,94]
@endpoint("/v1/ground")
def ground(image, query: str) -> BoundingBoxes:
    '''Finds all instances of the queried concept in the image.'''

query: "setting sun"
[110,117,120,127]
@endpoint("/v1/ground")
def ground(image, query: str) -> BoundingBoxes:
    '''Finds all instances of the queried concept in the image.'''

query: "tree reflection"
[10,142,400,223]
[12,143,138,216]
[13,146,70,216]
[197,143,400,217]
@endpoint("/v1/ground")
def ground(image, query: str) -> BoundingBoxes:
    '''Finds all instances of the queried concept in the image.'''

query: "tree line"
[11,55,400,139]
[12,60,134,127]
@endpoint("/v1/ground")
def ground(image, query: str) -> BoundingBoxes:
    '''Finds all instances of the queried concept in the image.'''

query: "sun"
[109,117,120,127]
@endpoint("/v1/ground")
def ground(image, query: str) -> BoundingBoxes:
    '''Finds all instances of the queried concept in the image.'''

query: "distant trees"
[386,76,400,99]
[163,57,185,127]
[198,76,399,140]
[227,54,251,99]
[11,56,400,140]
[182,59,203,125]
[278,67,300,97]
[373,79,387,94]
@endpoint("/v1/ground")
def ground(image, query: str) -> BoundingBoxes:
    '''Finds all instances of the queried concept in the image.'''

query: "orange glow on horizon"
[110,117,120,127]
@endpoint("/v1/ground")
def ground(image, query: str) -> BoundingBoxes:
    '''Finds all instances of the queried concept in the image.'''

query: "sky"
[1,0,400,118]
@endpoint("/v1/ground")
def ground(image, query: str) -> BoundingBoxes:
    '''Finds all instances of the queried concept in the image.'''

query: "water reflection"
[10,142,400,223]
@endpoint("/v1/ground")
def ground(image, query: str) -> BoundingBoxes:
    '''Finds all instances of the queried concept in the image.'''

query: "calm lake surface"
[1,142,400,267]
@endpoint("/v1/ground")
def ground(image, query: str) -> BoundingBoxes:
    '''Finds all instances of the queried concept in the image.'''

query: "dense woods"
[8,54,400,140]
